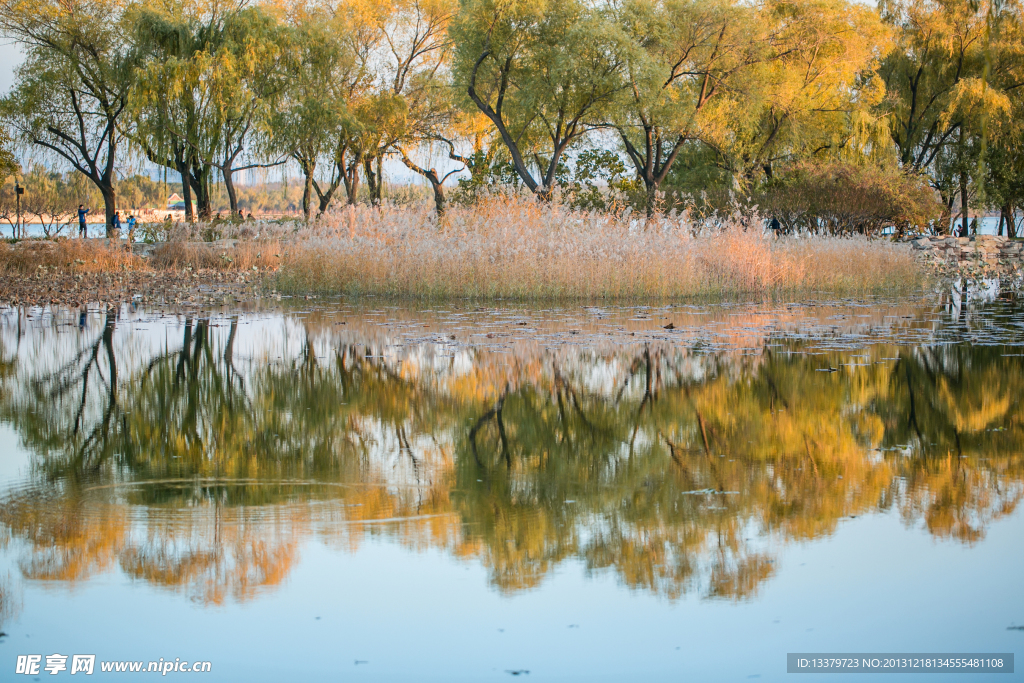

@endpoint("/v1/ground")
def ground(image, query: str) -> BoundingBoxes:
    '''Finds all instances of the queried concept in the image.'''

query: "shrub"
[753,161,943,235]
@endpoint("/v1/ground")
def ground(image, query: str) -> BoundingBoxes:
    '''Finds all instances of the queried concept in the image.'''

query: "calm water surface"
[0,294,1022,681]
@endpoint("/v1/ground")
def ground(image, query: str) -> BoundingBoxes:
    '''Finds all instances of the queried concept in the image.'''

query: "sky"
[0,41,22,94]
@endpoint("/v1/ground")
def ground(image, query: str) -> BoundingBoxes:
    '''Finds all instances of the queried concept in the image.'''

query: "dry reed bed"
[0,236,280,274]
[150,240,282,271]
[0,238,144,274]
[273,199,926,299]
[0,200,926,303]
[0,238,266,308]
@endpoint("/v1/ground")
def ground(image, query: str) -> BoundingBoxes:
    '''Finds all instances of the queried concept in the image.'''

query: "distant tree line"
[0,167,357,236]
[0,0,1022,236]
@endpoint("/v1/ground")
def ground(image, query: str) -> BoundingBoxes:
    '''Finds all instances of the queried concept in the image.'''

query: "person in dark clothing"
[78,205,90,238]
[769,217,782,234]
[112,211,122,236]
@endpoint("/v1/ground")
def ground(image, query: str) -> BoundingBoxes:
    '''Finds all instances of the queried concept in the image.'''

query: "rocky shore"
[911,235,1024,279]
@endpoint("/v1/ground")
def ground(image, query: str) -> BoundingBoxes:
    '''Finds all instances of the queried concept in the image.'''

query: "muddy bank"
[0,269,270,308]
[0,238,280,308]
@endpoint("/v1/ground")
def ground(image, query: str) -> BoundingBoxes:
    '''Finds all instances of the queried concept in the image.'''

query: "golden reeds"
[150,240,281,271]
[0,238,144,274]
[0,198,927,301]
[273,198,926,299]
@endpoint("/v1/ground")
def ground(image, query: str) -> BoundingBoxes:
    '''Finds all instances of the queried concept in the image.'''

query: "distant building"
[167,193,193,211]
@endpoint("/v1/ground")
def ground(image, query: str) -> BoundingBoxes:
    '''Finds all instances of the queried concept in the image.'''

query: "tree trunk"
[375,156,383,205]
[190,164,213,221]
[432,181,445,216]
[467,72,540,195]
[316,188,338,217]
[223,167,239,215]
[363,158,376,205]
[200,176,213,220]
[938,189,954,236]
[100,184,116,238]
[397,147,446,216]
[177,160,195,223]
[296,155,315,221]
[313,174,343,218]
[618,131,686,220]
[1009,203,1019,238]
[363,157,382,206]
[959,171,969,237]
[342,155,361,205]
[645,182,657,219]
[302,173,313,221]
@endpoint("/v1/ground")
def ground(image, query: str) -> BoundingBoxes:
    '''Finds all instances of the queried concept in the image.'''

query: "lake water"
[9,213,1022,239]
[1,293,1022,681]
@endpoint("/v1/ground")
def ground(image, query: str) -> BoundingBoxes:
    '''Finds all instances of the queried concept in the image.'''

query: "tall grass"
[150,240,282,271]
[1,198,927,300]
[0,239,143,274]
[274,198,926,299]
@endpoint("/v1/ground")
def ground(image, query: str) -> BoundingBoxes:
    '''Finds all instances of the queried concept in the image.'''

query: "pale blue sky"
[0,40,22,94]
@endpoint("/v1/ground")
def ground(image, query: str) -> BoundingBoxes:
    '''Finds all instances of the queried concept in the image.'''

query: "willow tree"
[610,0,765,215]
[878,0,1024,234]
[704,0,891,192]
[942,75,1013,235]
[986,115,1024,236]
[270,14,349,220]
[125,4,197,222]
[129,3,225,220]
[451,0,624,198]
[366,0,459,213]
[395,84,466,216]
[318,0,390,206]
[0,0,134,235]
[206,6,292,214]
[0,127,18,184]
[352,94,410,205]
[130,1,291,218]
[981,3,1024,236]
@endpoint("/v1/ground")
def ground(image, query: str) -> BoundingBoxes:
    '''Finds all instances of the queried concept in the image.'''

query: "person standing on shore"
[112,211,122,237]
[78,205,90,238]
[126,214,136,243]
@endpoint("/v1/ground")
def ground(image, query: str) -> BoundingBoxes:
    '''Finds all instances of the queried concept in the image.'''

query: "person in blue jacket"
[78,205,90,237]
[112,211,122,236]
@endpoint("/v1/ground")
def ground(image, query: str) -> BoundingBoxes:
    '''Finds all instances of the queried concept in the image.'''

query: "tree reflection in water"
[0,301,1021,605]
